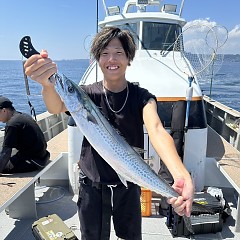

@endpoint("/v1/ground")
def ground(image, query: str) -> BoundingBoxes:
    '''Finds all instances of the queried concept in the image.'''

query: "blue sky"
[0,0,239,60]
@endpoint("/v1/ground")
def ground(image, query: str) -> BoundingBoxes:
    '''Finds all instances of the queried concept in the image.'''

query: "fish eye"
[68,86,74,93]
[66,81,75,93]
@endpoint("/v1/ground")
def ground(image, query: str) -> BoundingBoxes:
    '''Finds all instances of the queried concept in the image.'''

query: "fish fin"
[132,147,146,155]
[117,174,128,188]
[87,112,98,124]
[98,107,107,117]
[183,216,194,234]
[115,128,123,136]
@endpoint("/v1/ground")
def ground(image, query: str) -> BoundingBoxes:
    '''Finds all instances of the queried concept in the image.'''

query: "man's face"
[0,108,8,123]
[98,37,129,82]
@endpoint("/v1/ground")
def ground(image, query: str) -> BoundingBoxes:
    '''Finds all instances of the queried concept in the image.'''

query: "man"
[0,96,49,173]
[24,27,194,240]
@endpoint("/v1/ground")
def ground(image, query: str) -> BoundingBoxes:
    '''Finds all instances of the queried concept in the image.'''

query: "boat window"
[117,23,139,49]
[142,22,181,51]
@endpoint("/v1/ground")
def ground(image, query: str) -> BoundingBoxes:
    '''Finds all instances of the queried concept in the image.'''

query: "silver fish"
[53,73,212,234]
[54,73,179,197]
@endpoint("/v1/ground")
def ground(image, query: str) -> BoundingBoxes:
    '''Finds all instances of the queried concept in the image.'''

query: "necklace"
[103,81,129,114]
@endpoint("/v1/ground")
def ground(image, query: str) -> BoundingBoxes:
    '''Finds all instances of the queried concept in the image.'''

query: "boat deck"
[1,128,240,239]
[207,126,240,192]
[0,188,239,239]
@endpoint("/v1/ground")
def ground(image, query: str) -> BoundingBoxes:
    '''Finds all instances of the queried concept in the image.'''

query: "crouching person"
[0,96,49,173]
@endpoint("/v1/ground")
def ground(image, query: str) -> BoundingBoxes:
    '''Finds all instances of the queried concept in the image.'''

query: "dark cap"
[0,96,13,109]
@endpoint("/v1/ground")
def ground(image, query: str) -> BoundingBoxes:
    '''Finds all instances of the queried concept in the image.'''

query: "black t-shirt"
[79,81,156,184]
[3,112,47,159]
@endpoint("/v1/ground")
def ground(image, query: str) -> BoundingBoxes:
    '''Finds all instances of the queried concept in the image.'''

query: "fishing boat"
[1,0,240,239]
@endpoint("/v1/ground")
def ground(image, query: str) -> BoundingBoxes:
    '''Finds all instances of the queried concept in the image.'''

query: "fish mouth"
[54,74,64,90]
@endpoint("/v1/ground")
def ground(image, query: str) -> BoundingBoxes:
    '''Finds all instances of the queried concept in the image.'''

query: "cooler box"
[167,192,223,237]
[32,214,77,240]
[140,188,152,217]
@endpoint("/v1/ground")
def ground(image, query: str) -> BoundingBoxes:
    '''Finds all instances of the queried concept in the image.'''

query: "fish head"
[54,73,89,114]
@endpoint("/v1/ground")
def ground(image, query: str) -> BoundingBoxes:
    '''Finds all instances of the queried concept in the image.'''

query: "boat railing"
[36,112,69,142]
[204,95,240,151]
[0,112,69,151]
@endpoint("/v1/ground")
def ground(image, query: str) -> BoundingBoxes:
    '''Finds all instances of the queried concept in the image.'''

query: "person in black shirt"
[0,96,49,173]
[24,27,194,240]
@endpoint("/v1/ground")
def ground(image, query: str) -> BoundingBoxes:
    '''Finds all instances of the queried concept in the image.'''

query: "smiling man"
[24,27,194,240]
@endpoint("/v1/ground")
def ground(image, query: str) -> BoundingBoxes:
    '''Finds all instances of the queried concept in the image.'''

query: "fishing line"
[21,56,37,121]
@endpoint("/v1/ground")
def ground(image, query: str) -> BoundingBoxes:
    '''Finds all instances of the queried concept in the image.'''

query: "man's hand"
[167,178,194,217]
[24,50,57,87]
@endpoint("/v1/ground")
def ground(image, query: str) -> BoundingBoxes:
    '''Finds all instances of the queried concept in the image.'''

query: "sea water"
[199,54,240,110]
[0,59,89,128]
[0,55,239,128]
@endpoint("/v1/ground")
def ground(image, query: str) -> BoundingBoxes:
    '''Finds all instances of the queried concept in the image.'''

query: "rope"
[21,59,37,121]
[107,184,117,208]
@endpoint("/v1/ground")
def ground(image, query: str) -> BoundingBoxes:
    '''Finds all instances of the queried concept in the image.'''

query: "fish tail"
[182,201,215,235]
[183,215,194,234]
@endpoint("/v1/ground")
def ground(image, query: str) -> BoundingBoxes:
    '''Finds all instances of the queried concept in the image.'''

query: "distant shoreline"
[0,54,240,61]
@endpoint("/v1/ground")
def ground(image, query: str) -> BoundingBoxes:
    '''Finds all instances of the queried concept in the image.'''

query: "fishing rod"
[171,23,231,188]
[173,24,218,133]
[95,0,99,83]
